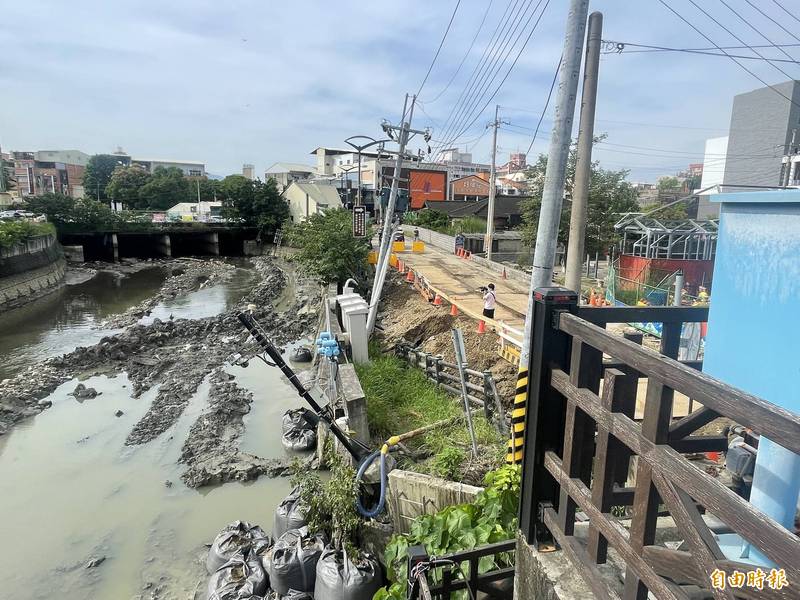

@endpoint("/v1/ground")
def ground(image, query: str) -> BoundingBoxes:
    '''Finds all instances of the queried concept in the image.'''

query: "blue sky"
[2,0,799,182]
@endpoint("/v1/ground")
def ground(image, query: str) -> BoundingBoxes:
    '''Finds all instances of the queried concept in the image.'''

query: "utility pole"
[520,0,590,367]
[565,11,603,296]
[485,104,506,262]
[367,95,431,334]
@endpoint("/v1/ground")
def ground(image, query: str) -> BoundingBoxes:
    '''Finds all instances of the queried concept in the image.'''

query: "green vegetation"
[290,445,361,556]
[82,154,121,201]
[136,166,193,210]
[286,208,371,285]
[218,175,288,236]
[444,215,486,236]
[374,464,521,600]
[354,352,504,478]
[520,135,639,256]
[24,193,151,232]
[0,221,55,248]
[657,176,680,191]
[405,208,450,231]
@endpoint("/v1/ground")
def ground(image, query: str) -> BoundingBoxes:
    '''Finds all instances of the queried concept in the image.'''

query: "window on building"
[188,169,202,177]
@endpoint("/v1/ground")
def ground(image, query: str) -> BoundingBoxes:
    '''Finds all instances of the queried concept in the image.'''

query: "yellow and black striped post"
[506,367,528,464]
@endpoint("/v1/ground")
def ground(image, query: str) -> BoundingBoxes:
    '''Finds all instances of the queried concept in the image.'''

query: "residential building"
[166,201,222,221]
[435,147,491,180]
[132,158,206,177]
[497,152,527,175]
[242,164,255,180]
[265,162,316,191]
[424,195,526,229]
[723,80,800,189]
[451,174,490,201]
[697,136,729,219]
[310,147,386,177]
[10,149,90,199]
[283,181,343,222]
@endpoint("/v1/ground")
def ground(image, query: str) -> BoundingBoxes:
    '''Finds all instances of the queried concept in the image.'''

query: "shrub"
[0,221,55,248]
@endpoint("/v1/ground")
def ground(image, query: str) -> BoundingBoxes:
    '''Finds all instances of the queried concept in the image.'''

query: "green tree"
[83,154,121,201]
[24,192,77,223]
[407,208,450,231]
[520,136,639,256]
[657,176,680,191]
[138,166,191,210]
[25,193,122,231]
[105,165,151,209]
[219,175,288,235]
[286,208,370,284]
[197,177,219,202]
[653,201,688,220]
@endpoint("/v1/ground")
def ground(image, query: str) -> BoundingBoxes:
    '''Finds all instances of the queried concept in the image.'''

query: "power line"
[525,55,560,156]
[601,40,800,64]
[415,0,462,97]
[424,0,495,104]
[684,0,797,82]
[444,0,551,149]
[657,0,800,111]
[717,0,799,64]
[432,0,537,157]
[771,0,800,27]
[428,0,525,158]
[602,42,800,54]
[742,0,800,47]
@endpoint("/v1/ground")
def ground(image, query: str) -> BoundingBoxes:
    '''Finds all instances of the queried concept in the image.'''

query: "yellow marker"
[506,368,528,464]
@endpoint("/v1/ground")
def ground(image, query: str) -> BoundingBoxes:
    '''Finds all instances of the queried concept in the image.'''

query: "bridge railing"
[518,287,800,599]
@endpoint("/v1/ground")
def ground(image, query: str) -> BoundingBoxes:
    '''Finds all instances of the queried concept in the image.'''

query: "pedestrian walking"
[413,227,420,242]
[481,283,496,319]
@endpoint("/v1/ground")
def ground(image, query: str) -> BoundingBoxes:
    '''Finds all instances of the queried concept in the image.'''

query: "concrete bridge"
[59,226,262,261]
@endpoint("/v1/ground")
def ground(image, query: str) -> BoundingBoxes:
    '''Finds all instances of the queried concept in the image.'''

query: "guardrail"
[518,287,800,599]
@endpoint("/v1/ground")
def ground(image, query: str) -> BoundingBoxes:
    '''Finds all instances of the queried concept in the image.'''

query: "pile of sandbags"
[266,527,327,597]
[206,521,273,600]
[281,409,317,451]
[314,548,382,600]
[207,520,271,574]
[273,487,308,538]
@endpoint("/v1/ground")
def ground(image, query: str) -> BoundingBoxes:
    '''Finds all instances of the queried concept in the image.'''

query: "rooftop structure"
[615,214,718,260]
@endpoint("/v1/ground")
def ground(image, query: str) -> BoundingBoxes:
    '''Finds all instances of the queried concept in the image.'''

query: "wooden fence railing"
[518,287,800,600]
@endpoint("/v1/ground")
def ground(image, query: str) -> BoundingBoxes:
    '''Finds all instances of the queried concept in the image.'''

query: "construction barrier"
[367,250,378,265]
[412,241,425,253]
[389,253,398,268]
[506,368,528,464]
[392,241,406,253]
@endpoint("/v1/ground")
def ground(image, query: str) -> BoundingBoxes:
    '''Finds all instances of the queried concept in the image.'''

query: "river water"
[0,261,310,599]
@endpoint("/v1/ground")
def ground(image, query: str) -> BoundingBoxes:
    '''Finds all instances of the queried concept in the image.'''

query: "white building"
[283,181,343,222]
[697,136,729,219]
[166,201,222,221]
[243,164,255,180]
[265,162,316,191]
[435,147,491,181]
[132,158,206,177]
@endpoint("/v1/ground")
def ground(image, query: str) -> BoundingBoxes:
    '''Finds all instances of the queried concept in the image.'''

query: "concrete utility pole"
[565,11,603,296]
[368,94,431,334]
[485,104,502,261]
[520,0,590,367]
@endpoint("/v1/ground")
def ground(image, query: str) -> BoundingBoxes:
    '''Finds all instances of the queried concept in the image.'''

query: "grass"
[0,221,55,249]
[355,352,505,479]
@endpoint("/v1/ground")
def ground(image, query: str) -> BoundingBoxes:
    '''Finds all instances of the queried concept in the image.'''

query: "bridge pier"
[107,233,118,262]
[155,234,172,257]
[201,232,219,256]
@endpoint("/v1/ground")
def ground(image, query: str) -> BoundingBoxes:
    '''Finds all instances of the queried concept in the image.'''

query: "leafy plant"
[431,446,465,480]
[286,208,370,285]
[405,208,450,231]
[377,464,521,598]
[0,221,55,248]
[290,449,361,556]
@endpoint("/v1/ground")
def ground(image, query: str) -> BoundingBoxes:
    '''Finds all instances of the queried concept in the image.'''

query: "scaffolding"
[615,214,718,260]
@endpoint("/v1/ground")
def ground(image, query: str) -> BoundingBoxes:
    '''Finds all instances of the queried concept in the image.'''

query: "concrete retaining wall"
[412,226,457,254]
[0,234,66,311]
[387,469,483,534]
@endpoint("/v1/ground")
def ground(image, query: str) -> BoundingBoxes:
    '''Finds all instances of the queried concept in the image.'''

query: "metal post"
[452,328,479,458]
[520,0,590,367]
[564,11,602,294]
[673,270,684,306]
[357,148,362,206]
[486,105,500,261]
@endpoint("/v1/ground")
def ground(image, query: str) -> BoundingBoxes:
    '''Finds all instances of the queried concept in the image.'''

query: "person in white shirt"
[482,283,496,319]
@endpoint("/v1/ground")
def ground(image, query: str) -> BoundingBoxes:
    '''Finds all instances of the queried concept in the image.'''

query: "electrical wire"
[445,0,551,149]
[601,40,800,63]
[743,0,800,46]
[415,0,462,98]
[716,0,800,64]
[525,55,560,156]
[424,0,495,104]
[434,0,550,157]
[431,0,535,158]
[771,0,800,27]
[657,0,800,111]
[602,42,800,54]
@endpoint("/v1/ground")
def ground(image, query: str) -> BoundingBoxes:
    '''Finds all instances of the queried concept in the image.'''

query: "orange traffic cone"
[477,320,486,334]
[450,303,458,316]
[433,294,442,306]
[398,260,405,273]
[406,270,414,282]
[588,288,596,306]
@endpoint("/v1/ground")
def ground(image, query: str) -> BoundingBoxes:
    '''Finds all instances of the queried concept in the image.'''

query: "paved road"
[397,242,530,333]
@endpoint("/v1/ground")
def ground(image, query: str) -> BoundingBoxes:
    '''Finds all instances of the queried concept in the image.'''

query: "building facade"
[283,181,343,222]
[131,158,206,177]
[435,147,491,181]
[265,162,316,191]
[723,80,800,188]
[10,150,89,198]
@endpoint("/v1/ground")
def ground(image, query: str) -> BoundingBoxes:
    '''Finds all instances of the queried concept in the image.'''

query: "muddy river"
[0,261,311,599]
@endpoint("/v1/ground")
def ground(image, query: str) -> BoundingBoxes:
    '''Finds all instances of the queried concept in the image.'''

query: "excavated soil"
[377,273,519,404]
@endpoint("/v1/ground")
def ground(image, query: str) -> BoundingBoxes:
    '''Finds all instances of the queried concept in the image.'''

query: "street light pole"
[344,135,391,208]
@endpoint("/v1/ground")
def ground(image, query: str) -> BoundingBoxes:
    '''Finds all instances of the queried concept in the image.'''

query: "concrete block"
[62,245,85,263]
[338,364,369,445]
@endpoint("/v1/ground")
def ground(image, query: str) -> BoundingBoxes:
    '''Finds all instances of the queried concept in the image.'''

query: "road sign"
[352,205,367,237]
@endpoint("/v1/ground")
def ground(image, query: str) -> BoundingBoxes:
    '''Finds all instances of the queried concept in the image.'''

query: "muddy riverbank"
[0,255,321,485]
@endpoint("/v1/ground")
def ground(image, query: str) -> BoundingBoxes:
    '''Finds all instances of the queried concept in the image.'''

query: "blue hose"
[356,449,388,518]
